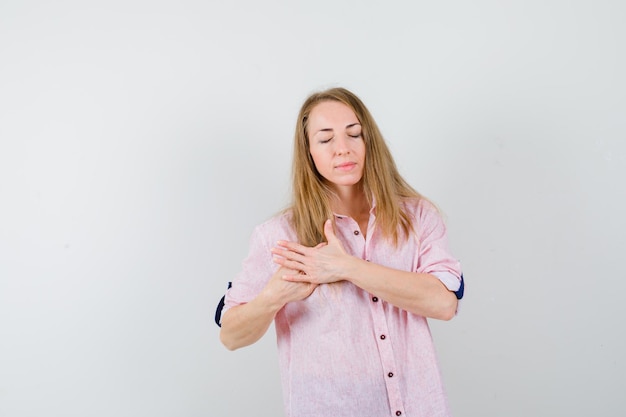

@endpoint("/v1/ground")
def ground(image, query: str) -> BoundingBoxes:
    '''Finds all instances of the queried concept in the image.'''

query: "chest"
[334,216,419,272]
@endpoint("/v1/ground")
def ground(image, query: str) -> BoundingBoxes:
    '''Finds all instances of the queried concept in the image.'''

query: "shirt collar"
[332,196,377,219]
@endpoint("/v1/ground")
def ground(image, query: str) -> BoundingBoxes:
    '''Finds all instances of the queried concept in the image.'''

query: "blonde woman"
[219,87,464,417]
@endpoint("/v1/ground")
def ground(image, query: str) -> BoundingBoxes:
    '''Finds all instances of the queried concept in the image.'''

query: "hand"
[271,219,352,284]
[261,266,318,308]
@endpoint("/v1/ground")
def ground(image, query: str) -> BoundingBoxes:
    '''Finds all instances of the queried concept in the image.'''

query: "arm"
[271,219,458,321]
[341,258,458,320]
[220,267,317,351]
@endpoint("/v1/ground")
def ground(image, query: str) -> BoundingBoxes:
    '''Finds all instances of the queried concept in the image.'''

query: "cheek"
[309,148,327,167]
[308,149,324,174]
[357,142,366,163]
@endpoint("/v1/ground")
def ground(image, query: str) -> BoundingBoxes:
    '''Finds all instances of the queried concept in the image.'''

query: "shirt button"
[388,372,394,378]
[380,334,386,340]
[396,411,402,416]
[354,230,360,235]
[372,296,378,302]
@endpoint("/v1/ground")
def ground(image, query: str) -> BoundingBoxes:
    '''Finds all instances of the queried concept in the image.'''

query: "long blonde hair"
[290,87,423,246]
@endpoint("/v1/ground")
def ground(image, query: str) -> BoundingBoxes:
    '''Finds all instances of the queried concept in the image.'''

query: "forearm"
[221,265,318,350]
[345,258,458,320]
[219,292,282,351]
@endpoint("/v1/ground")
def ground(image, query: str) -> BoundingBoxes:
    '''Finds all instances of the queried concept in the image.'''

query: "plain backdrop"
[1,1,625,416]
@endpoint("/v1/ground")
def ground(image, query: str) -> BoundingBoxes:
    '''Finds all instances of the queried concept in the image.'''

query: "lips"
[335,162,357,170]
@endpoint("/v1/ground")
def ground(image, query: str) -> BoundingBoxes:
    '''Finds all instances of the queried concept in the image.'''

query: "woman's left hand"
[272,219,352,284]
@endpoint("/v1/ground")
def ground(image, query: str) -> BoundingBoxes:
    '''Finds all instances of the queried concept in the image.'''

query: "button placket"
[369,300,405,416]
[362,215,404,415]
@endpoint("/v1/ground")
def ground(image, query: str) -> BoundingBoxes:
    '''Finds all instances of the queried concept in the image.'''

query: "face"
[307,100,366,193]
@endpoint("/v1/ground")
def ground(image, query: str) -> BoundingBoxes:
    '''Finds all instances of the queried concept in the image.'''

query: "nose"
[333,134,351,155]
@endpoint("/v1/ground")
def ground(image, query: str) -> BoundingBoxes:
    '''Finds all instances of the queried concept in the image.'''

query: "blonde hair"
[289,87,424,246]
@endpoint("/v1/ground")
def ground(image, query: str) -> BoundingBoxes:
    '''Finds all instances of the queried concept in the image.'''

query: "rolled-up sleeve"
[414,201,463,293]
[223,224,276,315]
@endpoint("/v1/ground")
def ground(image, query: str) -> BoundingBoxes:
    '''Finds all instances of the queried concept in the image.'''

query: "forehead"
[307,101,359,131]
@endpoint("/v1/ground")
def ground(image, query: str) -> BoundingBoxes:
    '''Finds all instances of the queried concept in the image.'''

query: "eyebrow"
[315,123,361,134]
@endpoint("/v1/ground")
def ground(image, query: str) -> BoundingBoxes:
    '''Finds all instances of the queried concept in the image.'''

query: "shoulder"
[400,197,447,240]
[401,196,440,219]
[251,209,297,242]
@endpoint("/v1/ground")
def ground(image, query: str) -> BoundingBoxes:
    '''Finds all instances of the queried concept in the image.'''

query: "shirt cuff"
[432,271,465,301]
[432,272,465,316]
[431,271,461,292]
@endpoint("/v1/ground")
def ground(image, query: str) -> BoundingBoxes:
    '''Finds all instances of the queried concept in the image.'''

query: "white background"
[1,1,625,416]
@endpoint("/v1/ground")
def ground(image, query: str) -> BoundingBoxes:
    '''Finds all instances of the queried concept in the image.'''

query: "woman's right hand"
[220,267,317,350]
[260,267,318,310]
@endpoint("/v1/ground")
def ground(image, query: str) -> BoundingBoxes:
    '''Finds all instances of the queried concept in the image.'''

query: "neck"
[329,183,370,219]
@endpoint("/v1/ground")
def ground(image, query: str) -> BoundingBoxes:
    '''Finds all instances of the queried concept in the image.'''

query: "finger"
[276,240,310,256]
[282,273,313,283]
[277,266,301,276]
[323,219,338,243]
[272,255,285,266]
[273,256,306,272]
[272,247,306,264]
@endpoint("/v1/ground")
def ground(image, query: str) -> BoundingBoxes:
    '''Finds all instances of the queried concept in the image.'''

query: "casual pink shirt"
[224,198,462,417]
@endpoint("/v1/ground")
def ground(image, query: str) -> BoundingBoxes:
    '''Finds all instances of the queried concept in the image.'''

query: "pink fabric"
[224,198,462,417]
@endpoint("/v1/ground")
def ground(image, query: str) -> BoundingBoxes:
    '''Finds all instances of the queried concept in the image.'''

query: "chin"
[328,177,363,189]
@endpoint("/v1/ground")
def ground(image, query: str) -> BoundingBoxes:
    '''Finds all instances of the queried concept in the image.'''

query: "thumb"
[323,219,337,243]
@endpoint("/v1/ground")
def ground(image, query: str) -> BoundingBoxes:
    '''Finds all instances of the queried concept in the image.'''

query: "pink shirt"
[224,198,462,417]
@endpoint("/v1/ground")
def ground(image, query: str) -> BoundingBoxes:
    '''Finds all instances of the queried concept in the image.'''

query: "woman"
[219,87,464,417]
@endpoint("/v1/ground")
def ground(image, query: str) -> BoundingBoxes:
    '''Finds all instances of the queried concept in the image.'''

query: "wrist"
[341,255,366,284]
[257,287,286,314]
